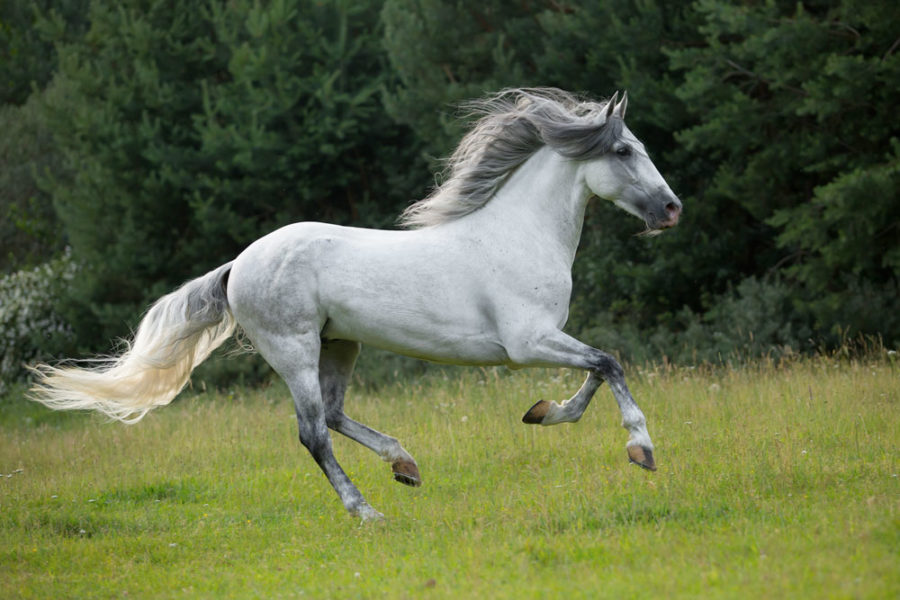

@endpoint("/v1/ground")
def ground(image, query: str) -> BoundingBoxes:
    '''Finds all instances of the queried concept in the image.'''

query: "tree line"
[1,0,898,389]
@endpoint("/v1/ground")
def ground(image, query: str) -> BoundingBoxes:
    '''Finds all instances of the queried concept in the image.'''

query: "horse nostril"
[665,201,681,217]
[661,199,682,227]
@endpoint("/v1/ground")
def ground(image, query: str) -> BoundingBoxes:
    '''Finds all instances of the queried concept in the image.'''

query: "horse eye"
[616,146,632,157]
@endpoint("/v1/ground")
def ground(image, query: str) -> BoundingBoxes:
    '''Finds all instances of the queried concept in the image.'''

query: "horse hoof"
[627,445,657,471]
[522,400,551,424]
[392,459,422,487]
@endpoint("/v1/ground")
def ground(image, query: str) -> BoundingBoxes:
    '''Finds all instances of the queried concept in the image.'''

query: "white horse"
[32,89,681,521]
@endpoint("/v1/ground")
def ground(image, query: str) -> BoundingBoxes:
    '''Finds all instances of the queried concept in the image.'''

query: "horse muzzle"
[645,191,682,230]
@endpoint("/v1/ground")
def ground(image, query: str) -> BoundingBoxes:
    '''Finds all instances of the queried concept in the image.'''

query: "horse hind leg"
[254,331,383,520]
[319,340,422,487]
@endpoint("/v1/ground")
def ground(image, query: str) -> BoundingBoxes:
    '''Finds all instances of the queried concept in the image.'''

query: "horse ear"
[605,91,619,119]
[615,91,628,118]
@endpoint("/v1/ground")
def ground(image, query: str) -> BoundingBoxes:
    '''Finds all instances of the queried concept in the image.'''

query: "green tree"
[382,0,563,157]
[41,0,420,350]
[1,0,89,106]
[383,0,900,357]
[670,0,900,346]
[0,89,65,273]
[1,0,88,273]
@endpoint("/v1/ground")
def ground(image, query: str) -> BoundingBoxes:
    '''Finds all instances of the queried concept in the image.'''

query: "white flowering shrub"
[0,251,78,395]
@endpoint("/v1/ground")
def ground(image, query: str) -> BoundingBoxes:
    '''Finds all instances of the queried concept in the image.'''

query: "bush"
[665,276,812,364]
[0,251,77,395]
[573,276,812,367]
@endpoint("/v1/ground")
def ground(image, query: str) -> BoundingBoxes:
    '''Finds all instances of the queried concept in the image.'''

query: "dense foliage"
[1,0,897,387]
[0,251,77,394]
[37,0,422,348]
[671,0,900,351]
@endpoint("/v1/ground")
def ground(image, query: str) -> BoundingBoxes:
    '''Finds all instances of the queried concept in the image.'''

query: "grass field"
[1,356,897,598]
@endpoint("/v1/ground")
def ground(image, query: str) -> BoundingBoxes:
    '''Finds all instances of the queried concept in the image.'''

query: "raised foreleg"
[319,340,421,486]
[514,329,656,471]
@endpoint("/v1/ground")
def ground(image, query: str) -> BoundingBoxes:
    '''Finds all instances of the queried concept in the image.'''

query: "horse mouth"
[625,190,681,234]
[656,214,680,229]
[644,197,681,232]
[638,212,680,236]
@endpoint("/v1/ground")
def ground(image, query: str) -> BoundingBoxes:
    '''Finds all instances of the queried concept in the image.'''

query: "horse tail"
[29,262,236,424]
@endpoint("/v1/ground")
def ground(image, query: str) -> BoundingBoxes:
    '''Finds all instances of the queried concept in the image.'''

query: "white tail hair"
[29,262,236,423]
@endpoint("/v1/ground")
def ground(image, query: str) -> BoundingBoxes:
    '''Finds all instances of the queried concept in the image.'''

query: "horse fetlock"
[620,404,648,432]
[523,399,583,425]
[377,438,407,461]
[351,502,385,522]
[621,418,647,436]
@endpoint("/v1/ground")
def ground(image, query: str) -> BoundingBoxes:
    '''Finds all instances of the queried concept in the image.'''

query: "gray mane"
[399,88,625,229]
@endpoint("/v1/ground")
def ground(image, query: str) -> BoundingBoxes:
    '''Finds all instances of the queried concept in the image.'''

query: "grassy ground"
[1,356,897,599]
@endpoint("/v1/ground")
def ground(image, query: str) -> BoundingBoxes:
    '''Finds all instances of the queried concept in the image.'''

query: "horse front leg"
[515,329,656,471]
[521,371,601,425]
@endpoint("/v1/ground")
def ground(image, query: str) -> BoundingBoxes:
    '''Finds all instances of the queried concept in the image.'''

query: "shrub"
[0,251,77,395]
[667,276,812,364]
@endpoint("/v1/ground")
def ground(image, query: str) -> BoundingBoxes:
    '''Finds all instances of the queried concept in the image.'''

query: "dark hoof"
[392,459,422,487]
[627,445,657,471]
[522,400,551,424]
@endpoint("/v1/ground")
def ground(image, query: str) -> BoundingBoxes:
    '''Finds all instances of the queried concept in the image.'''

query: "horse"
[31,88,682,521]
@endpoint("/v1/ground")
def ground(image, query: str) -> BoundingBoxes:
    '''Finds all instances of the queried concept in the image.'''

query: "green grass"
[1,357,898,598]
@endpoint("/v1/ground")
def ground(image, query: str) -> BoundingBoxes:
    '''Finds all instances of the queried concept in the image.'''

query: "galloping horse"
[32,89,682,520]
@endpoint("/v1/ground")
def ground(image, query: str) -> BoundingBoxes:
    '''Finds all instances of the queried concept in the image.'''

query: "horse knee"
[590,352,624,381]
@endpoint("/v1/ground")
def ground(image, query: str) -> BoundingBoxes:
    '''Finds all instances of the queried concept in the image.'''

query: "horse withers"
[32,89,682,521]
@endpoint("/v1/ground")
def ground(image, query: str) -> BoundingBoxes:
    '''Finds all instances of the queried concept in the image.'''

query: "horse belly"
[319,261,510,366]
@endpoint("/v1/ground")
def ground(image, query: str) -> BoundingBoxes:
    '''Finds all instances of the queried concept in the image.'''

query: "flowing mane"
[399,88,625,228]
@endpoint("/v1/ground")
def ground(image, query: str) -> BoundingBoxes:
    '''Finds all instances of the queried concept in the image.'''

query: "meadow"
[1,355,897,599]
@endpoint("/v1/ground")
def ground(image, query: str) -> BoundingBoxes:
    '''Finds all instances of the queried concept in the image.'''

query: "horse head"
[580,92,682,232]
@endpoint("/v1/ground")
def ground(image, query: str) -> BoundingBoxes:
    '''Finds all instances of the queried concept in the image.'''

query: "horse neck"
[468,147,591,265]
